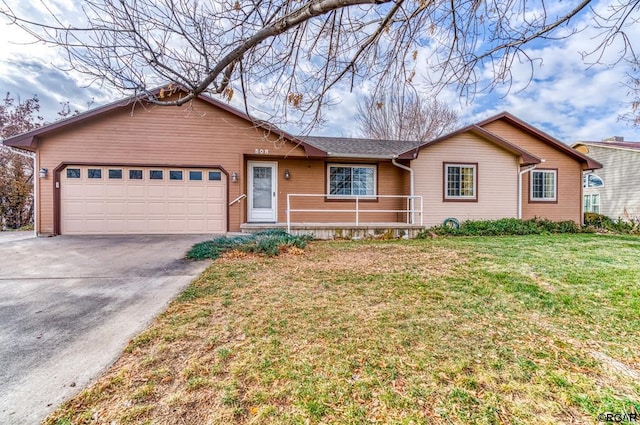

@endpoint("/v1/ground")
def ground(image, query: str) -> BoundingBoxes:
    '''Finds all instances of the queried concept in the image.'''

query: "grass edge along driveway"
[46,234,640,425]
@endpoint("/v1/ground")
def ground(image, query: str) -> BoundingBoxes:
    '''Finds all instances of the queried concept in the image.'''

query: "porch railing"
[286,194,423,233]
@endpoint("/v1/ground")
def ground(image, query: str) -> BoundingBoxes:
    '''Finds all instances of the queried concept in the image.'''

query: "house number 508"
[254,148,269,154]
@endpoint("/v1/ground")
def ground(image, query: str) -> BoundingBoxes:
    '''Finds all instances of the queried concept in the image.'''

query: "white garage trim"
[54,163,229,235]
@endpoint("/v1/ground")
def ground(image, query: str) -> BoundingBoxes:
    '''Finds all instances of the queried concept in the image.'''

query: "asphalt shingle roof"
[578,141,640,151]
[299,136,422,157]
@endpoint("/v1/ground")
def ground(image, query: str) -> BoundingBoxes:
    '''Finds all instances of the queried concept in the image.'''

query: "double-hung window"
[530,170,557,202]
[327,164,376,198]
[584,194,600,213]
[444,163,477,201]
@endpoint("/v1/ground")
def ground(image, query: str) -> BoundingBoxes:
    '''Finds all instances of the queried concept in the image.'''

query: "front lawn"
[47,234,640,424]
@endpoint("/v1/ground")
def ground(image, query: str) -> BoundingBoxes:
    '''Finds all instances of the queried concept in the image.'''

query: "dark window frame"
[129,169,143,180]
[443,162,478,202]
[66,168,81,179]
[108,169,123,179]
[149,170,164,180]
[87,168,102,179]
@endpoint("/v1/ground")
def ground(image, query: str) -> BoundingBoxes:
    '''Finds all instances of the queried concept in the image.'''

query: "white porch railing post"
[287,194,291,233]
[355,196,359,225]
[420,196,424,226]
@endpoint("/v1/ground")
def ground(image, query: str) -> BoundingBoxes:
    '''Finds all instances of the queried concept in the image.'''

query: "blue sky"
[1,0,640,143]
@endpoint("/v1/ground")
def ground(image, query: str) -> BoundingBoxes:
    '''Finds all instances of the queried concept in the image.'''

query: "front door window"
[253,167,273,209]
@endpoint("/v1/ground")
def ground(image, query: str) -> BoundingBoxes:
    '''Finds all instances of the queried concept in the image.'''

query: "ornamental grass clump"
[187,229,312,260]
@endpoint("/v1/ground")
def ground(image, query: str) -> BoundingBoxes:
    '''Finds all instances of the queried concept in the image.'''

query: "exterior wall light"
[284,169,291,180]
[39,167,48,178]
[231,172,238,182]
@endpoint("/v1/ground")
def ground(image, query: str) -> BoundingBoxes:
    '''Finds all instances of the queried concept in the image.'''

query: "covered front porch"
[241,193,425,240]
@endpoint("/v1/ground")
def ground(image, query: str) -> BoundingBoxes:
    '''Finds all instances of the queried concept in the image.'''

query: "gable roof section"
[572,140,640,153]
[300,136,420,158]
[2,89,327,158]
[476,112,602,170]
[396,124,542,165]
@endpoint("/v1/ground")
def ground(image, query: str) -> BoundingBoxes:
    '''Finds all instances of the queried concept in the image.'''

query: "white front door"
[248,161,277,222]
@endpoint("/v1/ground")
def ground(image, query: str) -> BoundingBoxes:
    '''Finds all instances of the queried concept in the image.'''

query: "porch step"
[240,223,424,240]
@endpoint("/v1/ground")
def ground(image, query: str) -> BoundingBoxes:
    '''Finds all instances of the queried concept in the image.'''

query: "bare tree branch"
[357,89,459,141]
[3,0,640,125]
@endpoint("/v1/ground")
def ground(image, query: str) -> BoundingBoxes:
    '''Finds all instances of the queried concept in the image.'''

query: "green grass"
[45,234,640,424]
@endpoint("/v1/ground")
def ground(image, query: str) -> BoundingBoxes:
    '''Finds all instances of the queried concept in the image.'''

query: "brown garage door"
[61,166,226,234]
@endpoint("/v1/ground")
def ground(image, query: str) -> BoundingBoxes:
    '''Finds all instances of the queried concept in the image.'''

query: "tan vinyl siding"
[269,158,408,224]
[411,133,519,227]
[36,98,307,234]
[482,120,584,223]
[582,145,640,219]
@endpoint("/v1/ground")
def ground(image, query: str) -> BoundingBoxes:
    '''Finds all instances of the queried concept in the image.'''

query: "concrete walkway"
[0,234,213,424]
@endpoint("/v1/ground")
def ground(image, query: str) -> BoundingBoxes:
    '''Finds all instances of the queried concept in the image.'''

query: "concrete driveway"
[0,233,213,424]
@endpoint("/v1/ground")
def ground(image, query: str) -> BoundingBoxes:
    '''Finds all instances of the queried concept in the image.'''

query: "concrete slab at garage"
[0,234,212,424]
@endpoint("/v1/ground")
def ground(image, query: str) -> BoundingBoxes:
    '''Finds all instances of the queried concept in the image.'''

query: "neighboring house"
[2,89,600,237]
[573,137,640,220]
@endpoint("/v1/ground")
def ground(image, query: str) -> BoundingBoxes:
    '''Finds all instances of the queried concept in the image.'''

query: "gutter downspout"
[392,157,415,224]
[5,145,37,237]
[518,163,539,219]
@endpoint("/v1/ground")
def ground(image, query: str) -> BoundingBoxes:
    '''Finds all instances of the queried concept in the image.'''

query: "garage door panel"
[61,166,226,235]
[106,202,126,215]
[127,220,147,233]
[147,202,166,216]
[187,186,205,197]
[85,186,106,197]
[206,186,225,199]
[147,186,166,198]
[187,219,205,231]
[64,220,85,233]
[166,186,187,198]
[168,219,186,232]
[85,219,107,233]
[167,202,186,214]
[127,202,146,215]
[207,203,224,215]
[86,201,105,215]
[64,201,85,215]
[127,186,146,197]
[106,185,126,197]
[147,219,168,232]
[186,203,206,214]
[207,220,225,232]
[107,219,126,232]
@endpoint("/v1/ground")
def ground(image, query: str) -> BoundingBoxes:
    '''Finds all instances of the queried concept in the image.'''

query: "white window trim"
[584,193,600,213]
[444,163,477,200]
[530,169,557,202]
[326,163,377,198]
[583,173,604,188]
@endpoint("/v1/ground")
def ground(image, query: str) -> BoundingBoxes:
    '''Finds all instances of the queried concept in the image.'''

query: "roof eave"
[3,136,37,150]
[326,153,395,160]
[396,125,543,165]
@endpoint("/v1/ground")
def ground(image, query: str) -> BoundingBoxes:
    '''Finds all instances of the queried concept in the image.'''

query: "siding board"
[581,145,640,219]
[482,120,584,223]
[411,132,520,227]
